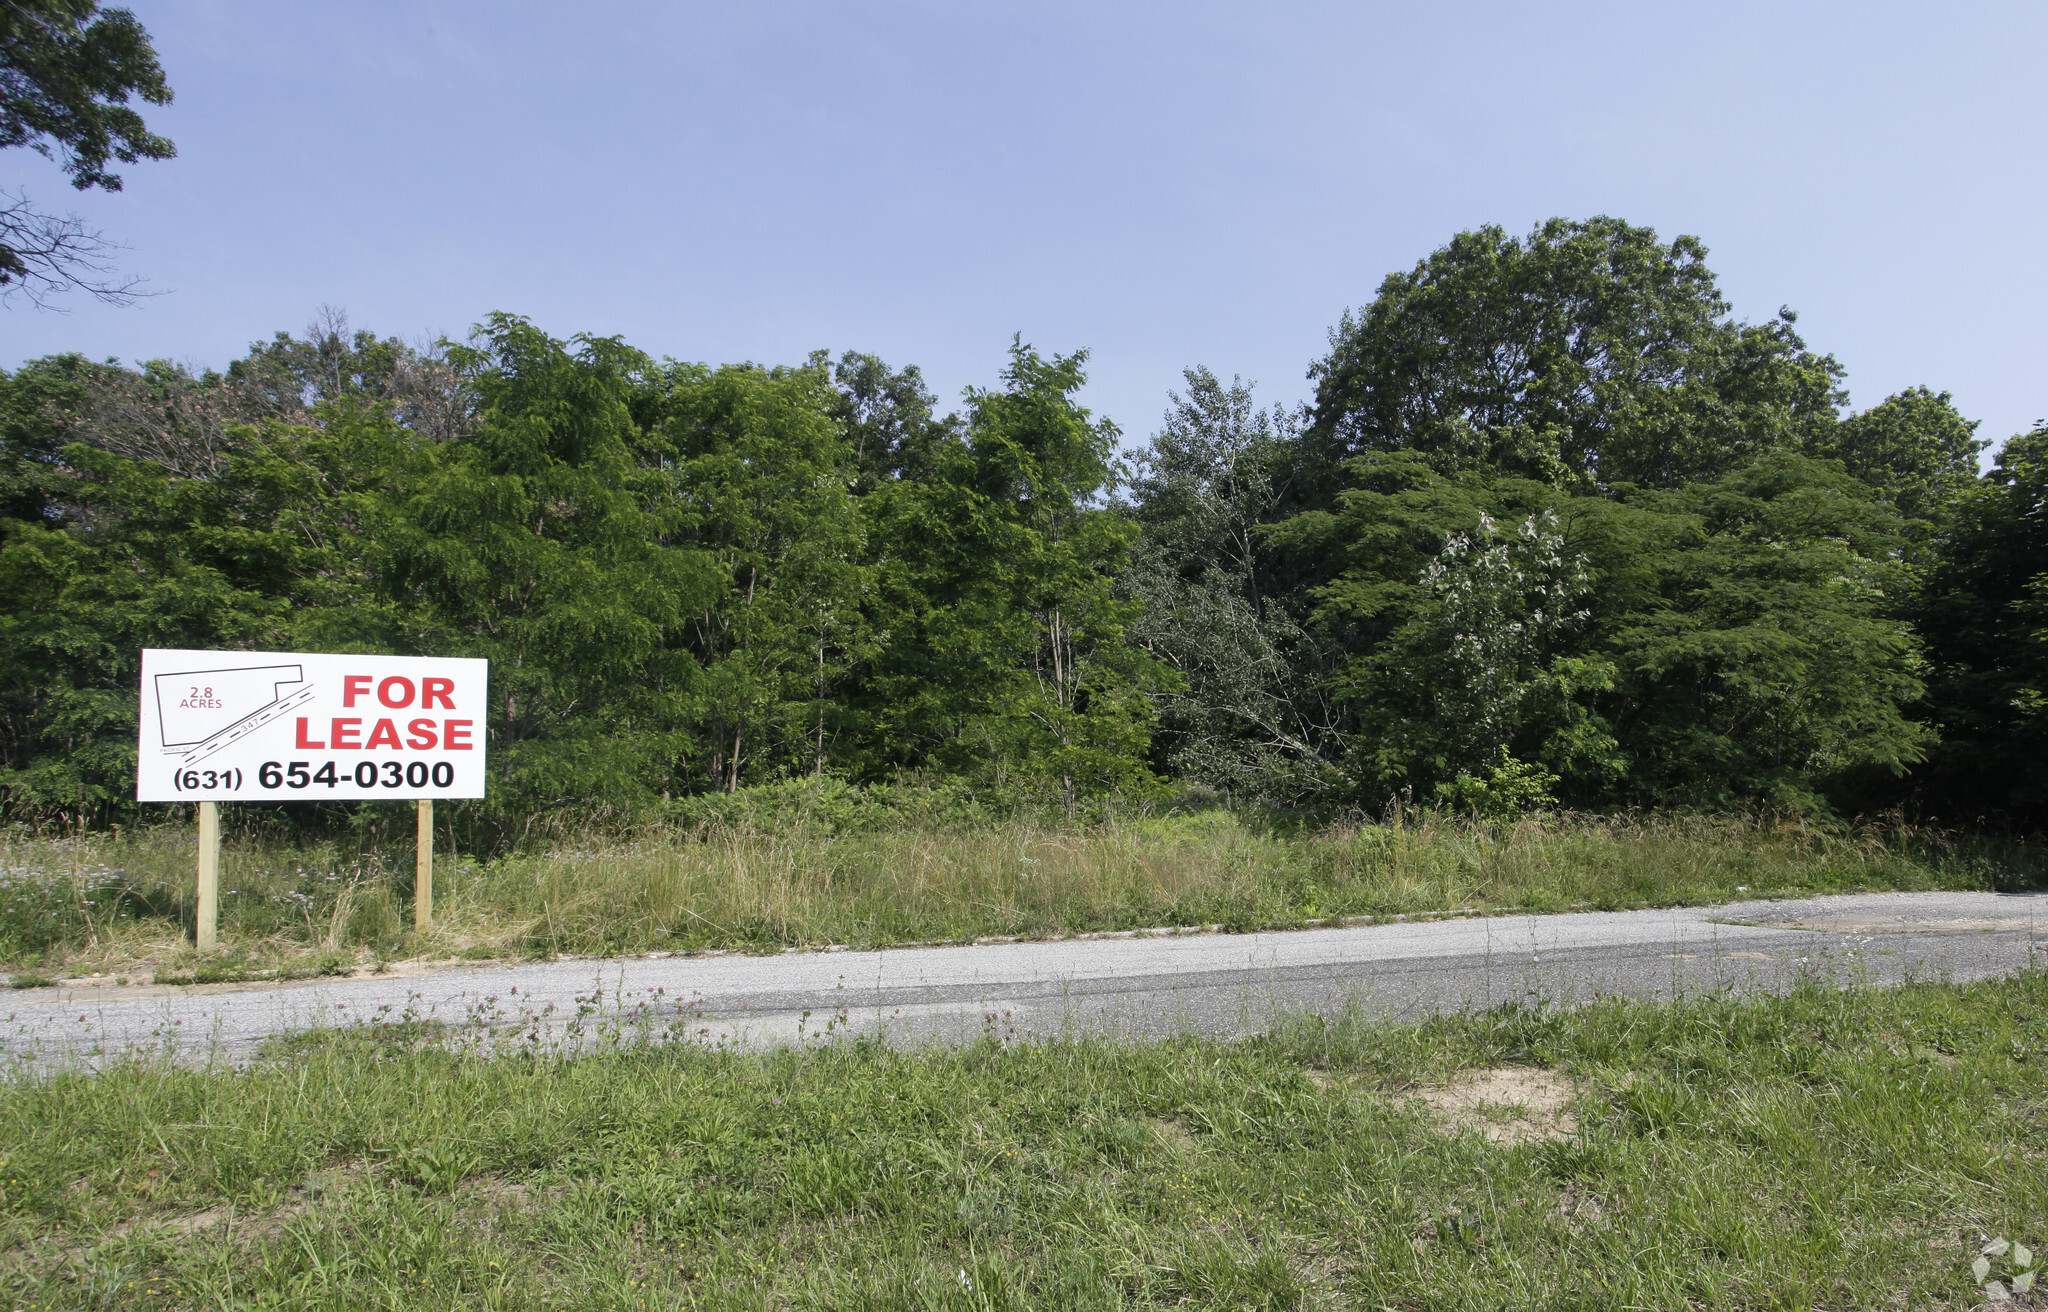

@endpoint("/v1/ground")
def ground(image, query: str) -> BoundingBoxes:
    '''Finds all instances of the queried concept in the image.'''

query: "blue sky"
[2,1,2042,455]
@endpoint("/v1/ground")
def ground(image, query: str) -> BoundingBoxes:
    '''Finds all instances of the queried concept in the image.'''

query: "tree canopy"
[0,0,173,303]
[0,219,2038,835]
[1913,427,2048,824]
[1302,217,1842,494]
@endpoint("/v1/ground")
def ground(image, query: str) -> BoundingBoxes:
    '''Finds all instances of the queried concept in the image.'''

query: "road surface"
[5,890,2042,1070]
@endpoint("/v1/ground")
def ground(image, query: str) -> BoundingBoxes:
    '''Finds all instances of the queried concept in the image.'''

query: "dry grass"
[2,803,2038,983]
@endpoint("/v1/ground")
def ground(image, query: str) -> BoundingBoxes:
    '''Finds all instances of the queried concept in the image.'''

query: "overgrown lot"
[2,974,2045,1308]
[4,804,2043,985]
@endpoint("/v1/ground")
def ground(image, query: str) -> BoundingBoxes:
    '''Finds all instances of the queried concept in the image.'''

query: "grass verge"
[3,805,2042,982]
[2,975,2045,1308]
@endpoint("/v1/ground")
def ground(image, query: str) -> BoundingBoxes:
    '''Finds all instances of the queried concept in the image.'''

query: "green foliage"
[1304,216,1842,492]
[0,1,174,302]
[1123,368,1343,799]
[1915,427,2048,824]
[0,405,337,823]
[824,349,958,491]
[0,322,1168,834]
[1217,216,1960,817]
[1272,449,1927,810]
[0,314,462,822]
[1612,454,1930,808]
[651,353,866,791]
[377,317,721,833]
[0,212,2037,833]
[1818,385,1987,530]
[1433,750,1560,819]
[863,339,1168,808]
[0,0,172,192]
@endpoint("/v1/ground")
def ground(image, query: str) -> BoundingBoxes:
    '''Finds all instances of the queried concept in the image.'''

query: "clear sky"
[2,1,2042,455]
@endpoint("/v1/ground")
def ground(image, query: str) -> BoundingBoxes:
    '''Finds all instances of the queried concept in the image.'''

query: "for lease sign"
[136,649,488,802]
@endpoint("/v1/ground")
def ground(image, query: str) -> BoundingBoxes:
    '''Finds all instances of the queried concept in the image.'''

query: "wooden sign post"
[196,801,221,951]
[415,799,434,931]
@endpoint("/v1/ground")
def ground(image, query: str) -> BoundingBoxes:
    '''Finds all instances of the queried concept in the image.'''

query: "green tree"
[0,0,173,303]
[1612,455,1929,808]
[1404,508,1596,777]
[0,415,343,823]
[0,349,93,522]
[227,307,473,444]
[863,341,1166,808]
[1122,368,1342,797]
[651,357,867,790]
[1268,453,1616,802]
[1302,217,1842,495]
[1273,451,1927,810]
[376,316,718,833]
[825,350,959,492]
[1818,386,1986,530]
[1915,427,2048,824]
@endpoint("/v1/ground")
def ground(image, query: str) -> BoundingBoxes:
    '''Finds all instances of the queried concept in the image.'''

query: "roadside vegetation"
[4,796,2039,985]
[2,972,2043,1308]
[8,219,2045,846]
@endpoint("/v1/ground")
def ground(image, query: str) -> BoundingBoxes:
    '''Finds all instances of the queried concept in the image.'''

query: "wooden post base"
[415,799,434,931]
[196,801,220,951]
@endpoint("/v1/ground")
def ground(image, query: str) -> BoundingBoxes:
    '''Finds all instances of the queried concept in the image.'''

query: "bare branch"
[0,187,158,308]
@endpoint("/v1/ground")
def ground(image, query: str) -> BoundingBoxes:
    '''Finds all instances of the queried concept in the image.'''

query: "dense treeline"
[2,220,2042,836]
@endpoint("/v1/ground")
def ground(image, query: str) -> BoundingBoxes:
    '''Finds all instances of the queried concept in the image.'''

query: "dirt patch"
[1556,1185,1606,1227]
[1149,1117,1199,1154]
[110,1204,237,1239]
[1413,1067,1578,1145]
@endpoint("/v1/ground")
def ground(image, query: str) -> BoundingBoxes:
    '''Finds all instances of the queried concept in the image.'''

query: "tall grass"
[2,804,2040,979]
[474,807,2032,956]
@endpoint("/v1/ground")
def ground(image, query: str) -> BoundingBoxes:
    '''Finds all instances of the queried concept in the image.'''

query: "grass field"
[4,805,2041,985]
[1,972,2044,1309]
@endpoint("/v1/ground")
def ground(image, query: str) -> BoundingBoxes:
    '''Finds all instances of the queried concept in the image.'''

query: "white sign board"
[136,649,488,802]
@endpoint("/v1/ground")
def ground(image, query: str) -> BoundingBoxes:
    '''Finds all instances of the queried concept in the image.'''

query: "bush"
[1433,751,1560,820]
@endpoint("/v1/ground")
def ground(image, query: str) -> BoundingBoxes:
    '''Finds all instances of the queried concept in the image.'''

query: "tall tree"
[0,0,173,304]
[376,316,718,832]
[1270,450,1927,811]
[0,403,350,824]
[862,341,1166,807]
[651,357,866,791]
[1123,368,1343,797]
[1915,427,2048,825]
[825,350,958,492]
[1818,386,1986,530]
[228,308,473,444]
[1302,217,1842,496]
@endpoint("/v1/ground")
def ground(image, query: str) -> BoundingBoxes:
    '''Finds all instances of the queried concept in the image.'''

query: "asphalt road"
[6,890,2044,1070]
